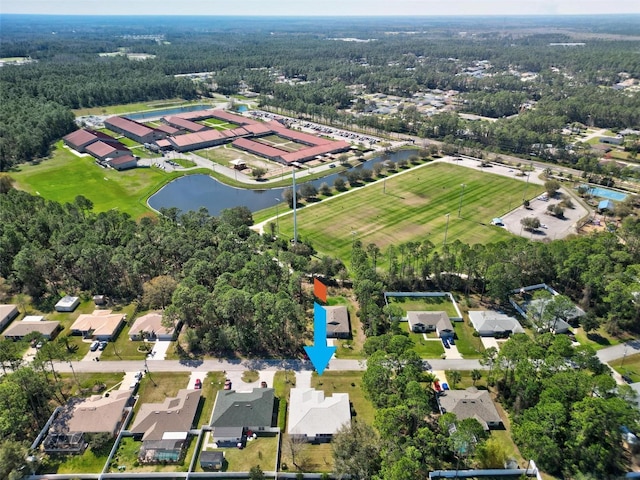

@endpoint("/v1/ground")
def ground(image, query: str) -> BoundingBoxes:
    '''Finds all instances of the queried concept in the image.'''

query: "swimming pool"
[588,186,628,201]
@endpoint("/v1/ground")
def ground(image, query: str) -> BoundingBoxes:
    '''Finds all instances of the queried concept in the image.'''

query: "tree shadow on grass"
[586,332,611,346]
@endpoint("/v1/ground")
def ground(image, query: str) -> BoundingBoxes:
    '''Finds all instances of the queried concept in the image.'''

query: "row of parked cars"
[442,337,456,349]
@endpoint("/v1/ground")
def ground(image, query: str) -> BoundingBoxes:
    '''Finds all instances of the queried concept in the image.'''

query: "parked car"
[449,337,455,346]
[90,340,100,351]
[98,341,108,351]
[194,378,202,389]
[224,379,232,390]
[260,381,268,388]
[622,374,633,384]
[442,338,450,349]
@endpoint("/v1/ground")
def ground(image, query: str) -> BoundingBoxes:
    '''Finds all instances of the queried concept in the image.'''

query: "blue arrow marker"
[304,302,336,375]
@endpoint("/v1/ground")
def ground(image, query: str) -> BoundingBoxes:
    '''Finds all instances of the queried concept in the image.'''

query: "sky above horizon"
[3,0,640,16]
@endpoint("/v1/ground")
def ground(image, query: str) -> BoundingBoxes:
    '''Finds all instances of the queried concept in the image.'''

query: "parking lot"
[501,189,589,240]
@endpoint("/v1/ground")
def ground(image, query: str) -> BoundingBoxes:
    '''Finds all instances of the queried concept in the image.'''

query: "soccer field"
[276,162,543,262]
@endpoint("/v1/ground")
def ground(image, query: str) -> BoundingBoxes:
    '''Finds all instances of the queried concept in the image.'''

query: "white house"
[287,388,351,442]
[468,310,524,337]
[55,296,80,312]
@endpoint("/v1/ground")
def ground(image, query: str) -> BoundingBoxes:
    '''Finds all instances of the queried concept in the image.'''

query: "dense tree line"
[494,333,638,477]
[347,225,640,336]
[0,188,313,356]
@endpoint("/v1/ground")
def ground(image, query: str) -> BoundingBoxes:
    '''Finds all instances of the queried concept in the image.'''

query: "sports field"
[10,142,201,219]
[276,162,543,262]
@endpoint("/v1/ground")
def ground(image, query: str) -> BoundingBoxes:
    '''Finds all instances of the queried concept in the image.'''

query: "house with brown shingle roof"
[407,311,454,338]
[129,389,201,463]
[70,309,125,341]
[43,390,132,454]
[3,316,60,341]
[128,311,177,341]
[63,129,121,153]
[437,387,502,430]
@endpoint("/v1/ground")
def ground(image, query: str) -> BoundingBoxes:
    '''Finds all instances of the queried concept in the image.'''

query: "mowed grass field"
[278,162,543,262]
[10,142,205,219]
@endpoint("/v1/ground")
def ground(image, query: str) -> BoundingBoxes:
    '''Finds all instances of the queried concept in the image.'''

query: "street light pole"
[457,183,466,218]
[443,213,450,247]
[274,197,280,236]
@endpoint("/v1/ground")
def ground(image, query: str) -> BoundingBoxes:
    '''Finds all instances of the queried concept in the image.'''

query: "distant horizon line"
[2,12,640,17]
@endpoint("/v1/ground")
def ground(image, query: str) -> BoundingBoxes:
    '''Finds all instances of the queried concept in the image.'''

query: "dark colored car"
[224,379,232,390]
[194,379,202,389]
[622,374,633,384]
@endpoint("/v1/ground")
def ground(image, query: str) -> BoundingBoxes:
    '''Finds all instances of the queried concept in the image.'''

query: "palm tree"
[471,369,482,386]
[448,370,462,388]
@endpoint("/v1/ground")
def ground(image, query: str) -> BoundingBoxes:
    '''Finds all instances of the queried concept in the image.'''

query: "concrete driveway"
[481,337,501,351]
[148,340,171,361]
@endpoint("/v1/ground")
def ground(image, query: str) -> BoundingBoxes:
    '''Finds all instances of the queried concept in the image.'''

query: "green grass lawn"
[60,372,126,397]
[281,435,334,473]
[610,353,640,382]
[276,162,541,266]
[134,372,189,411]
[72,99,206,117]
[388,295,459,318]
[222,434,278,472]
[10,142,208,219]
[47,442,113,474]
[444,370,489,390]
[273,371,297,430]
[409,332,446,358]
[311,371,375,425]
[574,325,632,351]
[453,321,484,358]
[197,372,225,426]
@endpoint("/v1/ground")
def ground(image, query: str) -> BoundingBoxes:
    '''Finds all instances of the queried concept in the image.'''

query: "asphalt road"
[55,357,485,374]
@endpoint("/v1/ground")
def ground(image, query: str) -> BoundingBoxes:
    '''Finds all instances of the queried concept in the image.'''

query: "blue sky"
[3,0,640,16]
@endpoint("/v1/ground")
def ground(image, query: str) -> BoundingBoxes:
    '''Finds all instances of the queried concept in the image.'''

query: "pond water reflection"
[148,149,416,216]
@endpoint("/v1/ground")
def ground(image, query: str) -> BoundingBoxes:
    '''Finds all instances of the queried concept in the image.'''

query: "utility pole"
[274,197,280,236]
[292,168,298,245]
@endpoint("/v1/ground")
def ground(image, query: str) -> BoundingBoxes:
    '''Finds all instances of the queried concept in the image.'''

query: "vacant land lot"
[278,162,542,263]
[388,295,459,318]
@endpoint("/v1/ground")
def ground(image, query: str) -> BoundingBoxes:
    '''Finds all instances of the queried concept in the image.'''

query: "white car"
[540,224,548,229]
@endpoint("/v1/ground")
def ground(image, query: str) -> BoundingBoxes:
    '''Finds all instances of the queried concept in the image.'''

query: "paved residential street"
[54,357,486,375]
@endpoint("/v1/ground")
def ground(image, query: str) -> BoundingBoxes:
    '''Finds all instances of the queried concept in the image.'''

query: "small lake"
[148,149,416,216]
[126,104,212,121]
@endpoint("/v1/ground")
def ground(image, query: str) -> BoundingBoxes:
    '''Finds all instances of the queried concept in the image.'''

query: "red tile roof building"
[63,129,124,153]
[85,141,131,162]
[106,155,138,171]
[104,116,166,144]
[163,116,209,133]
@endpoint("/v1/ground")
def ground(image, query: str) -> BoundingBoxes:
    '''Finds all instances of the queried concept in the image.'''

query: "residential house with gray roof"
[129,388,201,463]
[209,388,275,447]
[438,387,502,430]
